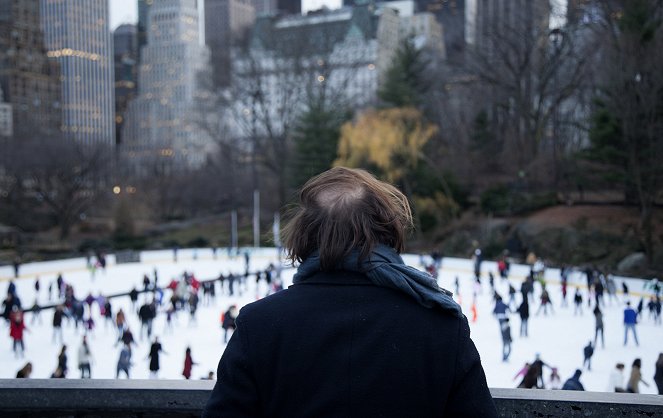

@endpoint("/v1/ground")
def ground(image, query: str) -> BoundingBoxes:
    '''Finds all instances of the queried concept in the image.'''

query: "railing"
[0,380,661,417]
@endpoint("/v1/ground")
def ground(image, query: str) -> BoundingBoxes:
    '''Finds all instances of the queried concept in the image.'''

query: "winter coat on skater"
[182,347,195,379]
[654,353,663,395]
[627,358,649,393]
[148,338,165,375]
[562,369,585,391]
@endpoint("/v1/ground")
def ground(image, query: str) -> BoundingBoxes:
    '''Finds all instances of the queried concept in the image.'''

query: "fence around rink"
[0,379,661,417]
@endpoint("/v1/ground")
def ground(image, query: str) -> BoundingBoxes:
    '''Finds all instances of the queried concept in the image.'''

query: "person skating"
[582,341,594,371]
[16,362,32,378]
[115,308,126,340]
[536,288,554,316]
[607,363,626,392]
[129,287,139,310]
[627,358,650,393]
[593,305,605,348]
[57,345,68,377]
[654,353,663,395]
[562,369,585,391]
[623,302,639,346]
[9,307,28,358]
[548,368,562,389]
[148,337,167,378]
[221,305,237,344]
[138,301,154,340]
[573,289,583,315]
[182,346,196,380]
[517,298,529,337]
[52,305,64,344]
[121,327,136,348]
[78,335,92,378]
[500,317,512,362]
[116,343,132,379]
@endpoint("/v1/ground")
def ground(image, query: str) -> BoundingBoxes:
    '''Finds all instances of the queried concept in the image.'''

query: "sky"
[109,0,343,30]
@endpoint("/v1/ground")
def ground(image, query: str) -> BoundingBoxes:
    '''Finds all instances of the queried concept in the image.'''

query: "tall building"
[0,0,61,140]
[252,0,300,15]
[352,1,464,60]
[0,87,12,137]
[124,0,213,170]
[41,0,115,145]
[114,24,139,145]
[137,0,154,58]
[205,0,256,87]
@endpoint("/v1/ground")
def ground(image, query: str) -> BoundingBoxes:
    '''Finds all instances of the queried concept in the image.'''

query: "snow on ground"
[0,249,661,394]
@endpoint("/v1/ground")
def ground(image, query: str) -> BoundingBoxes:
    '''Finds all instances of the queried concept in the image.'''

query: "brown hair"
[282,167,413,270]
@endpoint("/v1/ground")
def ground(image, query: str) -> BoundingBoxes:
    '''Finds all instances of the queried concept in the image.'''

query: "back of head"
[283,167,412,270]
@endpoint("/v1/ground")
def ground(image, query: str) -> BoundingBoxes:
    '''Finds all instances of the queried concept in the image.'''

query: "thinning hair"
[282,167,413,270]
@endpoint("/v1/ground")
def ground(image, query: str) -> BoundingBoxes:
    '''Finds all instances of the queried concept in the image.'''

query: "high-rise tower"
[41,0,115,145]
[0,0,61,140]
[124,0,213,170]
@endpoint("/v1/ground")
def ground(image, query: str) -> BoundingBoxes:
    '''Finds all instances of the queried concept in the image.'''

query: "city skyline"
[109,0,343,30]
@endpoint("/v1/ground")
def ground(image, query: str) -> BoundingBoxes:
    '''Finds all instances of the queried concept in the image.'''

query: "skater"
[517,298,529,337]
[148,337,167,378]
[548,368,562,390]
[129,287,139,309]
[536,288,554,316]
[182,346,196,380]
[623,302,639,346]
[507,283,516,309]
[78,335,92,378]
[654,353,663,395]
[221,305,237,343]
[562,369,585,391]
[627,358,649,393]
[121,327,136,348]
[57,345,68,377]
[9,307,28,358]
[500,317,512,362]
[513,363,530,382]
[493,295,510,322]
[593,305,605,348]
[582,341,594,371]
[16,362,32,378]
[103,299,113,328]
[115,308,126,340]
[116,343,132,379]
[607,363,626,392]
[138,301,155,340]
[30,299,42,324]
[574,288,583,315]
[52,305,64,344]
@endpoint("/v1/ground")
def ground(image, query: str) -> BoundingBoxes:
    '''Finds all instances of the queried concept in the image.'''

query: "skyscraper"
[123,0,213,170]
[0,0,61,140]
[0,87,12,137]
[41,0,115,145]
[205,0,256,87]
[114,24,139,145]
[252,0,300,15]
[137,0,154,58]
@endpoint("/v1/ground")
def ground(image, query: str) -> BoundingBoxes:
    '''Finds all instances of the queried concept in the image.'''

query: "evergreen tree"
[378,36,430,109]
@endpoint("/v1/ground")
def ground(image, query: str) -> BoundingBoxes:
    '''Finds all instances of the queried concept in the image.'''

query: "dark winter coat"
[518,301,530,320]
[149,342,162,372]
[203,270,496,417]
[562,371,585,391]
[583,343,594,360]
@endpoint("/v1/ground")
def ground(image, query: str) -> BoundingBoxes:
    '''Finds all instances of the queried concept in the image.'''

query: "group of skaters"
[3,256,284,380]
[421,248,663,394]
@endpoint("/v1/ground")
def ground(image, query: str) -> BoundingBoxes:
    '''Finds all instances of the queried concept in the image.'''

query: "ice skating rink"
[1,249,661,394]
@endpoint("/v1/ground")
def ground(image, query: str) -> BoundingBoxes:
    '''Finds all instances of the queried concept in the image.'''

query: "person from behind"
[627,358,650,393]
[623,302,639,346]
[607,363,626,392]
[202,167,497,417]
[654,353,663,395]
[16,362,32,378]
[562,369,585,391]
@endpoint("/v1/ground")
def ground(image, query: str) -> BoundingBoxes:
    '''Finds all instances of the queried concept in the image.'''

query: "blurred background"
[0,0,661,275]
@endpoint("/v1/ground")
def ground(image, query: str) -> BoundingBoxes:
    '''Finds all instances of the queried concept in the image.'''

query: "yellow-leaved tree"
[335,107,437,187]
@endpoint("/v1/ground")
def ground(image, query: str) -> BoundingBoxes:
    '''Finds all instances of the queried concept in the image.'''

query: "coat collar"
[290,270,372,287]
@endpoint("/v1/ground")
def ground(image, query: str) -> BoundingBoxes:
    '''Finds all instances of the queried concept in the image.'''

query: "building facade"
[205,0,256,87]
[114,24,138,146]
[0,0,61,140]
[41,0,115,145]
[0,87,12,137]
[123,0,214,171]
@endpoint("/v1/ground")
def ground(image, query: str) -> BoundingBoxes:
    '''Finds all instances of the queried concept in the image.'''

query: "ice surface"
[1,249,660,394]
